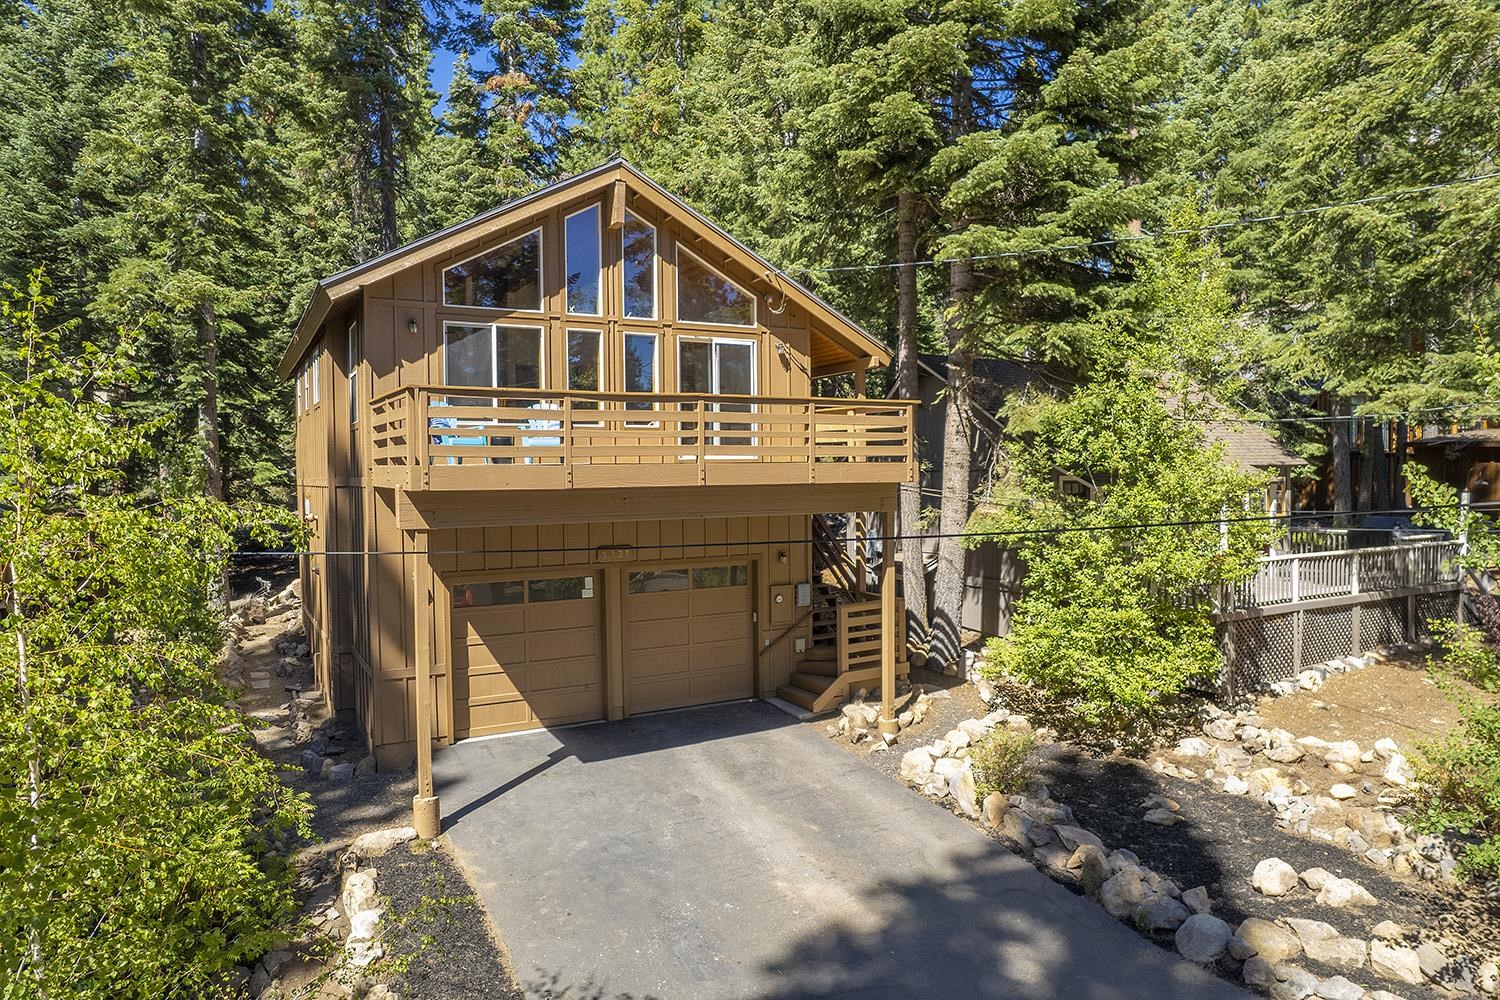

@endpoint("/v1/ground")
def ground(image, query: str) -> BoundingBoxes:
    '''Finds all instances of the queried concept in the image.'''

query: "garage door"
[624,563,754,714]
[452,572,603,738]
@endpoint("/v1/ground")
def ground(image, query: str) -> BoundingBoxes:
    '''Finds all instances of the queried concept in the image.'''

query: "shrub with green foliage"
[0,276,310,998]
[1412,688,1500,881]
[969,729,1037,801]
[1427,618,1500,692]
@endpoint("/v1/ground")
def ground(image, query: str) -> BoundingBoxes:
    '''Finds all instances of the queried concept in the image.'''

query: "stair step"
[775,684,819,711]
[788,670,836,693]
[797,659,838,678]
[802,645,836,661]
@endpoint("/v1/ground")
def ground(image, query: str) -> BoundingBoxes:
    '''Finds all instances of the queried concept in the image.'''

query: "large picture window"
[677,248,755,327]
[624,332,657,420]
[443,323,544,398]
[564,205,601,315]
[443,229,543,310]
[622,213,656,319]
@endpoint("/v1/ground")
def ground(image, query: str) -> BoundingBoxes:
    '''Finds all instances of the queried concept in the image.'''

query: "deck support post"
[412,540,440,839]
[877,512,899,739]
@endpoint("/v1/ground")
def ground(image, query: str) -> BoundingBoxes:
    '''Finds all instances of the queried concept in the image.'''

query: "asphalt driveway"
[434,700,1250,1000]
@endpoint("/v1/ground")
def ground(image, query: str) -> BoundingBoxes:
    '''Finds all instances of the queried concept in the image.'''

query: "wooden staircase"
[775,579,907,714]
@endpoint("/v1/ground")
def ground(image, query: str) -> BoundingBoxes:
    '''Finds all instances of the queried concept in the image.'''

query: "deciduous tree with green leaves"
[0,276,310,998]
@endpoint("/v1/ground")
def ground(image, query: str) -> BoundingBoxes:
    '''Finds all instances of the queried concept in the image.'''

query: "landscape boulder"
[1252,858,1300,896]
[1135,894,1191,933]
[1175,913,1232,962]
[1315,877,1376,909]
[1237,917,1301,964]
[1369,941,1424,985]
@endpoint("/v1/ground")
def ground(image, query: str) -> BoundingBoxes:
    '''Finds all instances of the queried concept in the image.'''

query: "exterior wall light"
[408,317,419,336]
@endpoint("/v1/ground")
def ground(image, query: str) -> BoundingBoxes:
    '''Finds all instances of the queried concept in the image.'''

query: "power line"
[232,502,1471,559]
[1169,400,1500,426]
[773,171,1500,275]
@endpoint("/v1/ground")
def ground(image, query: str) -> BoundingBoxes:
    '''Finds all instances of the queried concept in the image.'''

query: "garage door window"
[528,575,595,602]
[628,569,688,593]
[691,565,748,589]
[454,580,524,607]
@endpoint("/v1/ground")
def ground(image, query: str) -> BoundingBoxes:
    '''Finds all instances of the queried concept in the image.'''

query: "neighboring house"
[911,363,1300,637]
[1407,426,1500,504]
[280,160,915,831]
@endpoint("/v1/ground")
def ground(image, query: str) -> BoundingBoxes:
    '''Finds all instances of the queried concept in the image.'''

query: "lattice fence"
[1414,593,1461,636]
[1301,606,1354,666]
[1223,615,1296,691]
[1360,598,1407,651]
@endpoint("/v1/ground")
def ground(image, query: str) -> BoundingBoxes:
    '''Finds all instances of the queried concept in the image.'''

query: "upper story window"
[676,247,755,327]
[622,213,656,320]
[347,321,361,423]
[443,229,543,311]
[564,205,601,315]
[443,322,544,394]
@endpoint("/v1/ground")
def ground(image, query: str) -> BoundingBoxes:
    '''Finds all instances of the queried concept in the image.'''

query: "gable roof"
[277,158,892,378]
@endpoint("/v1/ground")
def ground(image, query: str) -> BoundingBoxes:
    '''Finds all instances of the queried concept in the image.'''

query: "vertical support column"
[852,368,867,399]
[878,513,899,740]
[411,540,440,839]
[852,513,867,595]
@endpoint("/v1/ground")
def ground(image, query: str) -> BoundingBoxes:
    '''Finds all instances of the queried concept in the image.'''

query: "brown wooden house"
[279,160,914,833]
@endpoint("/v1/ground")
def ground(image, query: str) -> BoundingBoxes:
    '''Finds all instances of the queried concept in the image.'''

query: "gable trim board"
[278,159,891,380]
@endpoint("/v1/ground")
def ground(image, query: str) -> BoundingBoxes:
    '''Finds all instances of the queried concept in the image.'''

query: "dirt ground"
[1255,656,1468,748]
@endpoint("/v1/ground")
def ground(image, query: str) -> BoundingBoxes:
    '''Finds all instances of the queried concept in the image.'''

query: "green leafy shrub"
[0,278,310,998]
[1427,618,1500,692]
[1412,688,1500,881]
[969,729,1038,801]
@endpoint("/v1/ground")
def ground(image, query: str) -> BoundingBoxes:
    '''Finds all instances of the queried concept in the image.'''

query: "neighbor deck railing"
[1222,539,1462,612]
[367,385,916,490]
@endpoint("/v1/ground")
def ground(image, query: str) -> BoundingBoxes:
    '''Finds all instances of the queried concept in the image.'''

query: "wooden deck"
[1222,539,1462,612]
[368,385,916,492]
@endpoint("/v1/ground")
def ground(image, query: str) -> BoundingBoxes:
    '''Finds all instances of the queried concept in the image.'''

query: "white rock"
[1100,867,1153,918]
[1182,885,1211,914]
[1323,741,1362,766]
[1315,876,1376,908]
[1369,920,1404,941]
[1476,959,1496,994]
[1383,753,1413,787]
[1252,857,1300,896]
[341,869,379,916]
[350,826,418,859]
[1176,913,1233,961]
[957,717,991,740]
[1328,783,1357,800]
[1223,775,1250,795]
[1314,975,1364,1000]
[943,728,971,751]
[1299,670,1325,691]
[1204,717,1239,741]
[345,939,384,967]
[898,747,936,784]
[1247,767,1292,798]
[1135,894,1190,932]
[1242,956,1276,987]
[1053,824,1104,852]
[1283,920,1364,970]
[1274,963,1321,999]
[1369,941,1424,985]
[1143,808,1182,826]
[347,906,384,943]
[1267,744,1305,763]
[1176,737,1212,758]
[1299,867,1332,890]
[1373,737,1399,759]
[947,761,978,817]
[1237,917,1302,964]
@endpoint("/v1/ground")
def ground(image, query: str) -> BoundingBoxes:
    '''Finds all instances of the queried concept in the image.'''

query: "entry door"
[678,338,756,446]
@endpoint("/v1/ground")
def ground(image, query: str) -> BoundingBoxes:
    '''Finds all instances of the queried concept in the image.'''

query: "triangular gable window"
[677,247,755,327]
[443,229,543,310]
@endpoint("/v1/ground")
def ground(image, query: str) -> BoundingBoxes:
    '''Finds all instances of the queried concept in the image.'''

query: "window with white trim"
[676,247,755,327]
[622,213,656,319]
[442,229,543,310]
[623,331,657,421]
[564,205,601,315]
[348,321,361,423]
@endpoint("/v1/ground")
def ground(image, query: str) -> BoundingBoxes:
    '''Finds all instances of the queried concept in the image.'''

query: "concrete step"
[775,684,819,711]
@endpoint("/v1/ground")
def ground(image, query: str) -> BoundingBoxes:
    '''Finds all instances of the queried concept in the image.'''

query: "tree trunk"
[894,189,929,658]
[1357,417,1375,513]
[1330,399,1353,522]
[1394,420,1409,505]
[930,256,974,672]
[195,299,223,502]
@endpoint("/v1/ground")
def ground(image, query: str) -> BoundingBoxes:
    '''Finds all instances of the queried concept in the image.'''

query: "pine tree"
[83,0,299,501]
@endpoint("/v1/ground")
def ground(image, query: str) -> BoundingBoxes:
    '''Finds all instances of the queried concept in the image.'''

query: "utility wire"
[772,171,1500,275]
[231,502,1475,559]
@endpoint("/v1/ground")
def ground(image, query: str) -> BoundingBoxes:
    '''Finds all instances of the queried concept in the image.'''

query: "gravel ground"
[835,667,991,780]
[1033,745,1458,998]
[377,843,524,1000]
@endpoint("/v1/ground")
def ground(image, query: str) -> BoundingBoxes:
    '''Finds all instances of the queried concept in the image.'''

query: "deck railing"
[1222,539,1462,612]
[367,385,916,490]
[837,597,908,674]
